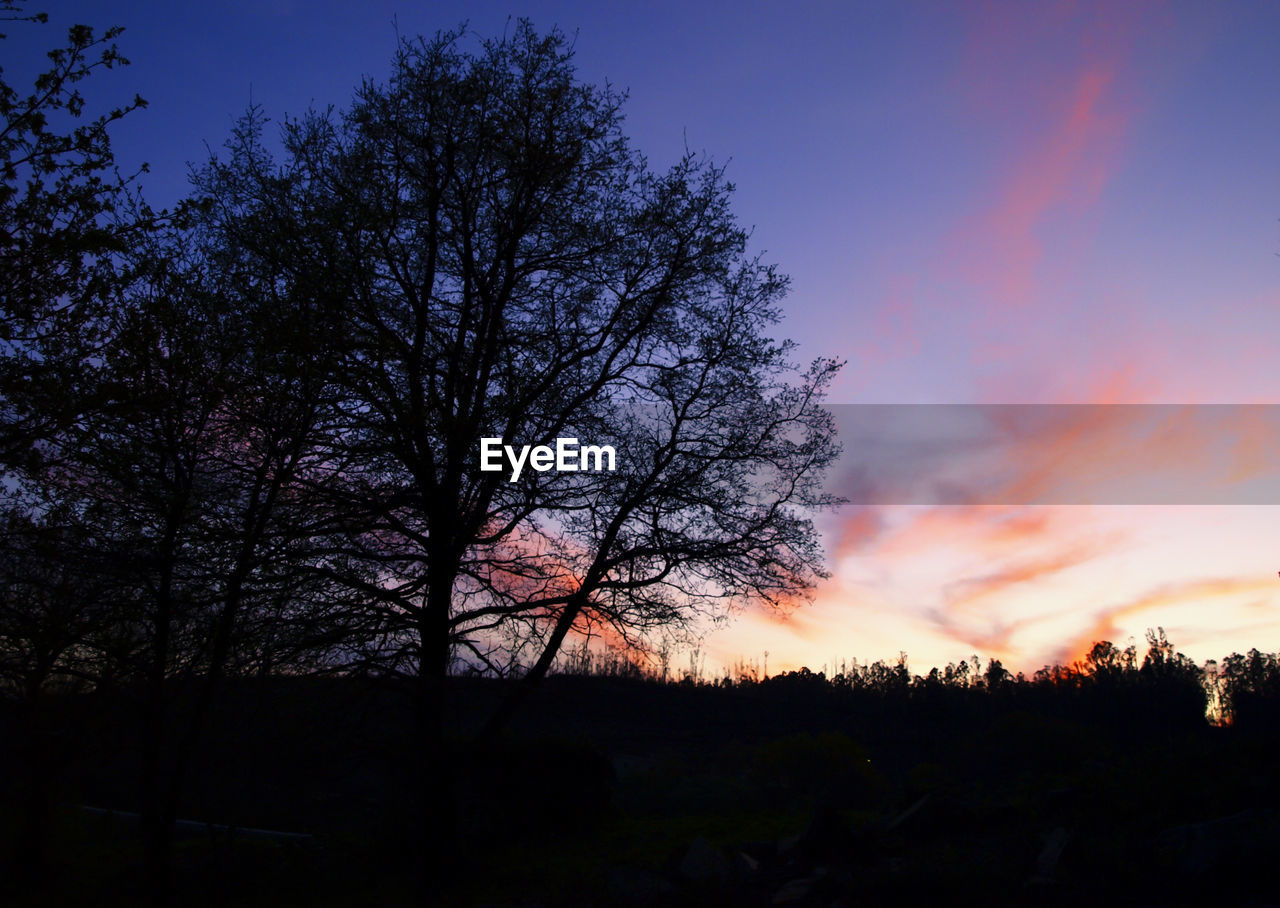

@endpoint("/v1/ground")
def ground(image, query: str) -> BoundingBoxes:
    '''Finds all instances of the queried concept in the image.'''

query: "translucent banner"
[823,405,1280,505]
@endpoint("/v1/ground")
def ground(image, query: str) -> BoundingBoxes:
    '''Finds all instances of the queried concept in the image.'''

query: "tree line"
[558,627,1280,733]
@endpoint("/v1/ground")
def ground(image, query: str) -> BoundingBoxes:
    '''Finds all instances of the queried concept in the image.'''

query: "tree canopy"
[193,20,842,697]
[0,1,151,468]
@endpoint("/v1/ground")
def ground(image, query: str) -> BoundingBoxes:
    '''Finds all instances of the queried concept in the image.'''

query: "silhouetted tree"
[0,504,117,875]
[191,20,841,884]
[1219,647,1280,729]
[0,3,155,882]
[18,209,352,902]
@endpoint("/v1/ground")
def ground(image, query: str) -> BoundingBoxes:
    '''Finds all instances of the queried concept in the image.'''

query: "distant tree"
[1218,647,1280,729]
[982,658,1011,689]
[193,19,842,880]
[1082,639,1136,679]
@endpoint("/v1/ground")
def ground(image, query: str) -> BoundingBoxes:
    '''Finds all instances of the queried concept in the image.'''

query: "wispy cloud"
[948,63,1126,307]
[1054,575,1280,666]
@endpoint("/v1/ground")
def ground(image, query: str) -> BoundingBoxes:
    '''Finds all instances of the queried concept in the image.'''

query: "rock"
[734,850,760,875]
[1159,808,1279,877]
[773,874,819,904]
[1027,826,1069,885]
[678,835,730,884]
[606,865,677,905]
[883,793,931,831]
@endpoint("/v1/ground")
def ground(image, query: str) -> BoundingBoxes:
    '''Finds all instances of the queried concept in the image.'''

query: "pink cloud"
[1053,575,1279,666]
[842,275,922,393]
[948,62,1127,307]
[940,1,1160,309]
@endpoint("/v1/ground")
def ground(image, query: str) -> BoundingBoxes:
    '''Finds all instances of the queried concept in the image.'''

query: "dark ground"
[2,672,1279,906]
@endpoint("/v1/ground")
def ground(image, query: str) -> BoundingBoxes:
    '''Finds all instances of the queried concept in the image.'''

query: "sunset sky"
[30,0,1280,676]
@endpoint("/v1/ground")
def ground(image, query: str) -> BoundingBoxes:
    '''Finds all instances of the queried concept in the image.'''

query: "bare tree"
[193,20,842,886]
[18,210,352,902]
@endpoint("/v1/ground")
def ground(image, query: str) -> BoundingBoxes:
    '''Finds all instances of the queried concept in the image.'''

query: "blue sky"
[24,0,1280,674]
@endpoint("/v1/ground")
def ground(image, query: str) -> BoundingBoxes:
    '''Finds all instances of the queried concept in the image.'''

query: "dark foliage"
[0,1,152,468]
[7,631,1280,905]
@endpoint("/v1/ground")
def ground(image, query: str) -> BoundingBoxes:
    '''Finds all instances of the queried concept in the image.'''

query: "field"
[4,655,1280,906]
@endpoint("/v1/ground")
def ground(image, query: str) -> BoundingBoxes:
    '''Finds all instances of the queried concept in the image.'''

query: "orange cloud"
[818,399,1280,671]
[942,541,1110,612]
[1055,575,1279,666]
[750,601,832,642]
[827,501,1122,664]
[926,518,1123,662]
[985,405,1280,505]
[874,503,1093,560]
[832,506,886,558]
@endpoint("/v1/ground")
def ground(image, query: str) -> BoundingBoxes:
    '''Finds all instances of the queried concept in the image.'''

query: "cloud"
[1053,575,1280,666]
[952,65,1124,306]
[873,504,1074,559]
[939,0,1159,310]
[924,511,1123,661]
[942,542,1110,611]
[826,500,1124,663]
[841,275,922,395]
[831,506,887,559]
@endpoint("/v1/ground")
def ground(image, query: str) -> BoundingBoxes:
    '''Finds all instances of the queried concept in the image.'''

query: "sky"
[20,0,1280,676]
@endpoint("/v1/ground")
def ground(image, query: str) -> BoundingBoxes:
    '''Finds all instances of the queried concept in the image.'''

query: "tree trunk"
[141,552,176,908]
[414,571,458,906]
[13,671,53,887]
[479,594,586,741]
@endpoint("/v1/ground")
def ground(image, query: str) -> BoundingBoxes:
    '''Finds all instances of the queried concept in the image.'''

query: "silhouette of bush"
[735,731,886,809]
[1218,648,1280,731]
[454,731,618,839]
